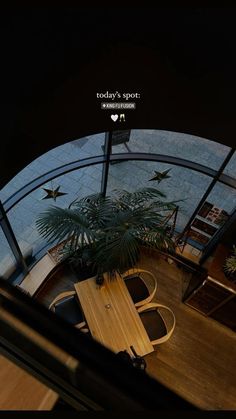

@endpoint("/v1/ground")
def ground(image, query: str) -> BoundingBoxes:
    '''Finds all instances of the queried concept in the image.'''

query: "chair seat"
[125,276,150,304]
[54,295,84,325]
[123,269,158,307]
[139,310,167,341]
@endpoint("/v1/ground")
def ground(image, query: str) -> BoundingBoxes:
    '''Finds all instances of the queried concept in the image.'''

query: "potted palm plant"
[224,245,236,281]
[36,187,178,279]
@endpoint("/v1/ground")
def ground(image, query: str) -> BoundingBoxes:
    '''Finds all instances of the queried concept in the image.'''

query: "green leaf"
[36,187,179,275]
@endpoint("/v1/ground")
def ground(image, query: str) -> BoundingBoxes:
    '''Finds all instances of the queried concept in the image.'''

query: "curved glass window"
[0,228,17,279]
[0,133,105,202]
[0,129,236,272]
[205,182,236,215]
[6,164,103,257]
[223,151,236,179]
[107,160,212,231]
[111,129,230,170]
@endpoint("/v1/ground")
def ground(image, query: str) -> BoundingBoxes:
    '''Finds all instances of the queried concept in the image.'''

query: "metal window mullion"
[101,131,112,197]
[0,201,28,274]
[218,172,236,188]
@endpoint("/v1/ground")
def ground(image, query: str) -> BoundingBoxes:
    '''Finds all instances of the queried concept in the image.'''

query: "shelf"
[190,226,212,239]
[194,214,221,229]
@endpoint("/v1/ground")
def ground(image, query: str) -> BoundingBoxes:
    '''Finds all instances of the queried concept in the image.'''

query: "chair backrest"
[122,268,158,307]
[138,302,176,345]
[49,290,88,331]
[49,290,76,310]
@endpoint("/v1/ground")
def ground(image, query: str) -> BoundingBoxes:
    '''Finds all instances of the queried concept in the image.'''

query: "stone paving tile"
[129,130,231,170]
[224,152,236,176]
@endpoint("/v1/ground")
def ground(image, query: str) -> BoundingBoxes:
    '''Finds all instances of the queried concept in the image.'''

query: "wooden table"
[74,272,154,356]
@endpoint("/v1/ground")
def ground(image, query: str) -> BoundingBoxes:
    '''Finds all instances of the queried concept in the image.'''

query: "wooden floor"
[138,251,236,410]
[35,253,236,410]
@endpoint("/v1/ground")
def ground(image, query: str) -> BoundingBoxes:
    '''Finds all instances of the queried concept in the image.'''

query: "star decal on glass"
[42,185,68,201]
[149,169,171,183]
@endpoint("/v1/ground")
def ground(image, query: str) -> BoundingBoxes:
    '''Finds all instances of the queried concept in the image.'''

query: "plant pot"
[69,260,96,280]
[96,274,104,286]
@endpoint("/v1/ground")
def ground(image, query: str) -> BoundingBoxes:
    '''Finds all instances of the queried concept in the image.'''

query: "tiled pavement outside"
[1,129,236,276]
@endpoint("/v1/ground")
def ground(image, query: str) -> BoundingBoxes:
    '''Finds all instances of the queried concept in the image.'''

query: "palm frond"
[138,227,175,252]
[68,192,103,209]
[93,228,140,273]
[113,187,167,200]
[36,206,96,246]
[36,186,178,275]
[70,193,113,228]
[224,246,236,274]
[112,187,167,209]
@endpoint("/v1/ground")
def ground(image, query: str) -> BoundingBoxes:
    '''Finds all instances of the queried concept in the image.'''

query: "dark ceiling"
[1,8,236,188]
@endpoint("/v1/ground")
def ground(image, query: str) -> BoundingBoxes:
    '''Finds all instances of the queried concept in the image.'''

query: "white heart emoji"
[111,114,118,122]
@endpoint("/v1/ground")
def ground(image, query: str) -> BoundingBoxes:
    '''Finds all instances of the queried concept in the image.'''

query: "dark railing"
[0,277,196,411]
[141,247,208,301]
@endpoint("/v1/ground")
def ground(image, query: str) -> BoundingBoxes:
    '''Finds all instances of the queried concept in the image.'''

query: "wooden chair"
[122,268,157,307]
[137,302,176,346]
[49,290,89,332]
